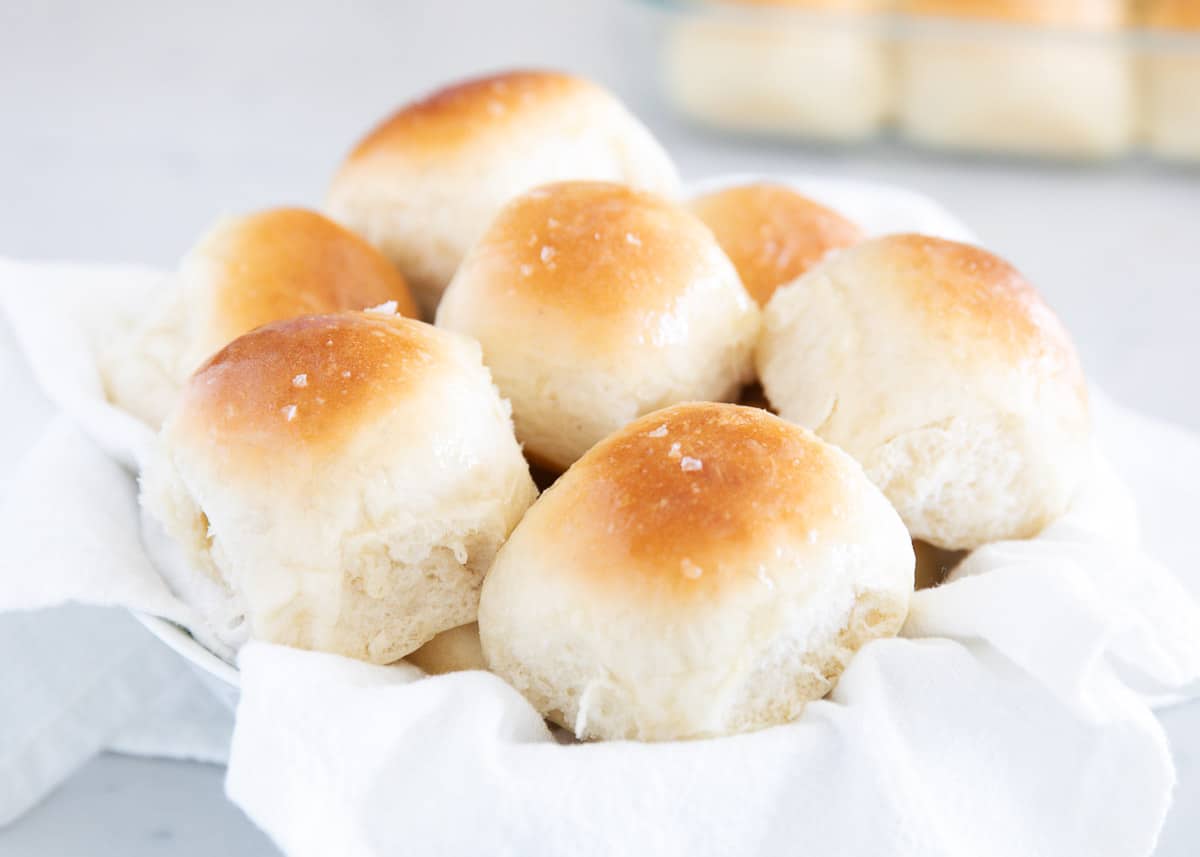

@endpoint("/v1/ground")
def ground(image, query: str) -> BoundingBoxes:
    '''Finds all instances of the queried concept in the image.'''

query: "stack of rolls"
[124,69,1092,742]
[1143,0,1200,161]
[662,0,891,141]
[897,0,1134,158]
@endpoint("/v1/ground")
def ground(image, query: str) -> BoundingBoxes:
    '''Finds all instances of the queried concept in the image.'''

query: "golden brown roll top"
[327,70,680,315]
[689,183,863,305]
[437,181,760,472]
[443,181,734,346]
[174,312,447,463]
[841,235,1085,373]
[343,71,595,162]
[180,207,417,364]
[539,403,852,600]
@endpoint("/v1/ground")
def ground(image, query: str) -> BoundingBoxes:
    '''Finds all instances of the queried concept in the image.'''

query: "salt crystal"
[668,442,682,458]
[680,558,703,579]
[680,457,703,472]
[647,424,668,438]
[281,404,297,422]
[540,246,556,264]
[341,370,352,379]
[364,300,398,315]
[625,232,642,247]
[292,373,308,388]
[520,264,534,277]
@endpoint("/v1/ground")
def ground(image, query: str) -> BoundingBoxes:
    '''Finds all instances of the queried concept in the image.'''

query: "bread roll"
[663,1,890,140]
[758,234,1090,550]
[407,623,486,675]
[437,181,760,472]
[480,403,913,741]
[326,70,680,315]
[140,311,537,663]
[667,0,892,140]
[1144,1,1200,161]
[104,207,417,426]
[897,1,1133,158]
[689,183,863,306]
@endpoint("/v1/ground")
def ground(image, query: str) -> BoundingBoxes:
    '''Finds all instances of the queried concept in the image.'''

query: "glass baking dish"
[628,0,1200,163]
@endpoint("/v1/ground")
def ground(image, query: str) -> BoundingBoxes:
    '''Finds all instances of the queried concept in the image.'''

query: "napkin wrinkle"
[0,416,195,624]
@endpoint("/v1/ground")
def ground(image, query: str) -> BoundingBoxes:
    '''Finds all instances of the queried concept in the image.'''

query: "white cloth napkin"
[2,177,1199,856]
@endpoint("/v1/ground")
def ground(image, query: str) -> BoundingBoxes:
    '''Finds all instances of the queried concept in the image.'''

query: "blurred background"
[0,1,1196,854]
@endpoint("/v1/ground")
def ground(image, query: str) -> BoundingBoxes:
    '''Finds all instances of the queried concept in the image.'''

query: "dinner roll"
[1144,0,1200,161]
[103,207,417,426]
[326,70,679,315]
[897,1,1133,158]
[758,234,1090,550]
[480,403,914,741]
[407,623,486,675]
[140,311,537,663]
[437,181,760,472]
[663,0,890,140]
[689,183,863,305]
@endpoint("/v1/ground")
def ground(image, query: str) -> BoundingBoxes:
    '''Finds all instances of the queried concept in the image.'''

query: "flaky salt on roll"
[663,0,891,140]
[326,70,679,315]
[1144,0,1200,162]
[689,183,863,306]
[758,234,1090,550]
[479,403,913,741]
[104,207,418,426]
[437,181,760,472]
[897,0,1133,158]
[140,311,536,663]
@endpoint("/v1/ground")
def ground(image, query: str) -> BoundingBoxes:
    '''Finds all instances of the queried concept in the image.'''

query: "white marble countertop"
[0,1,1197,854]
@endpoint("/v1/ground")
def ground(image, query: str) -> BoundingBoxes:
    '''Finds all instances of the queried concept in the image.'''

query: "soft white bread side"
[689,182,863,306]
[897,1,1132,159]
[140,311,537,663]
[479,402,914,741]
[758,234,1091,550]
[326,70,680,315]
[663,1,890,141]
[1144,1,1200,161]
[407,623,487,675]
[103,207,417,426]
[437,181,760,472]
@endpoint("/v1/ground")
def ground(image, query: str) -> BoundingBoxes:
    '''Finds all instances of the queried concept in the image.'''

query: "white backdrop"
[1,1,1197,855]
